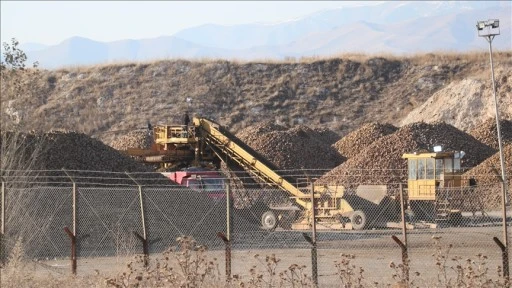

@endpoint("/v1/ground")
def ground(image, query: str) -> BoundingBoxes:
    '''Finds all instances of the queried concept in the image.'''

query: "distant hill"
[21,1,511,69]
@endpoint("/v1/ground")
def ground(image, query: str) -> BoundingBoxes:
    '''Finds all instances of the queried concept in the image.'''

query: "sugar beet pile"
[110,130,153,151]
[3,120,509,194]
[469,118,512,150]
[1,130,151,172]
[317,122,496,189]
[463,143,512,209]
[235,121,344,173]
[332,122,398,159]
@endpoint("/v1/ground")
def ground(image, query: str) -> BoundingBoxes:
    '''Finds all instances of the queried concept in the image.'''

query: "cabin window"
[418,158,426,179]
[435,159,443,179]
[426,158,435,179]
[445,158,453,172]
[454,158,461,171]
[408,159,417,180]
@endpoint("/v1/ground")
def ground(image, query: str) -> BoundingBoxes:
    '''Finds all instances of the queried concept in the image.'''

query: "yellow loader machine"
[123,116,474,230]
[402,150,474,223]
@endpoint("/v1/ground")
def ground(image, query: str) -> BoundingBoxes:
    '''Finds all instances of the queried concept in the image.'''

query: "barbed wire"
[0,169,507,187]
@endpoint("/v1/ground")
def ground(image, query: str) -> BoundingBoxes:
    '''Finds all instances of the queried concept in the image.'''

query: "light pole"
[476,19,509,278]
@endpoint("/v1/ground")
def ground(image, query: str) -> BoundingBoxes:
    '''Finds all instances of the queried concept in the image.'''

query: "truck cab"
[162,168,225,200]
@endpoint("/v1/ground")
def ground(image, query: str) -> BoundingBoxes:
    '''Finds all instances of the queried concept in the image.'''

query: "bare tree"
[1,39,47,264]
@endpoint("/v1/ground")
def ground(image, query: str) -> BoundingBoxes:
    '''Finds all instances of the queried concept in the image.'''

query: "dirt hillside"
[2,52,511,147]
[400,67,512,132]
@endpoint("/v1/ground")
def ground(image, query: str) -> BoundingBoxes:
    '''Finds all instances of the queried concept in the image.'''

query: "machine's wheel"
[261,211,277,230]
[350,210,367,230]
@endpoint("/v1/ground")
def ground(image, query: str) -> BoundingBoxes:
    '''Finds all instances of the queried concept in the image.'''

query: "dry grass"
[0,238,105,288]
[2,235,512,287]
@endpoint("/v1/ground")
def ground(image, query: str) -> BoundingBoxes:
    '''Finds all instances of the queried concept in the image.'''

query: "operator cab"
[402,148,468,201]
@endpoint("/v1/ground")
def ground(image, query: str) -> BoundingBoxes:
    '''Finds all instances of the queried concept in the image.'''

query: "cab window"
[435,159,443,179]
[418,158,426,179]
[445,158,453,172]
[188,180,202,190]
[426,158,435,179]
[454,158,461,171]
[202,178,225,191]
[408,159,417,180]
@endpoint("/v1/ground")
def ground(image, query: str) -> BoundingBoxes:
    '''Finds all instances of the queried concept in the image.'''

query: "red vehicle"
[161,168,225,200]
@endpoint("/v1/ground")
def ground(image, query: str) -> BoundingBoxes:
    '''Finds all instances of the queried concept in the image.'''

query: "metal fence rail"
[0,171,510,286]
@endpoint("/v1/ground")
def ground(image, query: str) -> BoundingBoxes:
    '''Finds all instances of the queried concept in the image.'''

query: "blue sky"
[1,1,381,46]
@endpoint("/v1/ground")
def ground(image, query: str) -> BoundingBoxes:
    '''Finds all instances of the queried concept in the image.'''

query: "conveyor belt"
[194,117,309,208]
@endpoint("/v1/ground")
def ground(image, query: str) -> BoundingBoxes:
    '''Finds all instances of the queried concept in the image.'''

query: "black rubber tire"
[350,210,367,230]
[261,210,277,230]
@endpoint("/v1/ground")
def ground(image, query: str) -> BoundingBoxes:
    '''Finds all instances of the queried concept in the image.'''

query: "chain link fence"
[0,170,510,286]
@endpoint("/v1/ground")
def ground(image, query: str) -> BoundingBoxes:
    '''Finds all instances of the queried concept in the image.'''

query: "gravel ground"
[32,224,510,287]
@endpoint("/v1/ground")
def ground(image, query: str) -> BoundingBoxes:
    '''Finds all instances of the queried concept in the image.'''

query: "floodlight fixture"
[433,145,442,152]
[476,19,500,38]
[476,21,486,30]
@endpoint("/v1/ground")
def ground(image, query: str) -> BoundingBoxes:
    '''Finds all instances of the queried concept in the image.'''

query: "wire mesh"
[76,187,143,258]
[0,171,510,286]
[143,187,226,252]
[3,186,72,259]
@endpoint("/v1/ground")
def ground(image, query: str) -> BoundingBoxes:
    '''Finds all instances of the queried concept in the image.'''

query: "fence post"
[392,184,410,285]
[392,235,409,284]
[64,227,77,275]
[493,237,509,280]
[217,232,231,283]
[218,182,232,281]
[309,183,318,287]
[62,169,77,274]
[1,180,4,235]
[1,180,5,264]
[126,172,148,267]
[399,184,408,247]
[499,179,509,279]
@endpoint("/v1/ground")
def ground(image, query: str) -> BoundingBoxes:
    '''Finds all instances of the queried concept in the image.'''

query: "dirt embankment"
[400,67,512,132]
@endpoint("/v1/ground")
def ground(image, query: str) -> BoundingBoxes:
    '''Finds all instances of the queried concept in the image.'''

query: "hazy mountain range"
[11,1,512,69]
